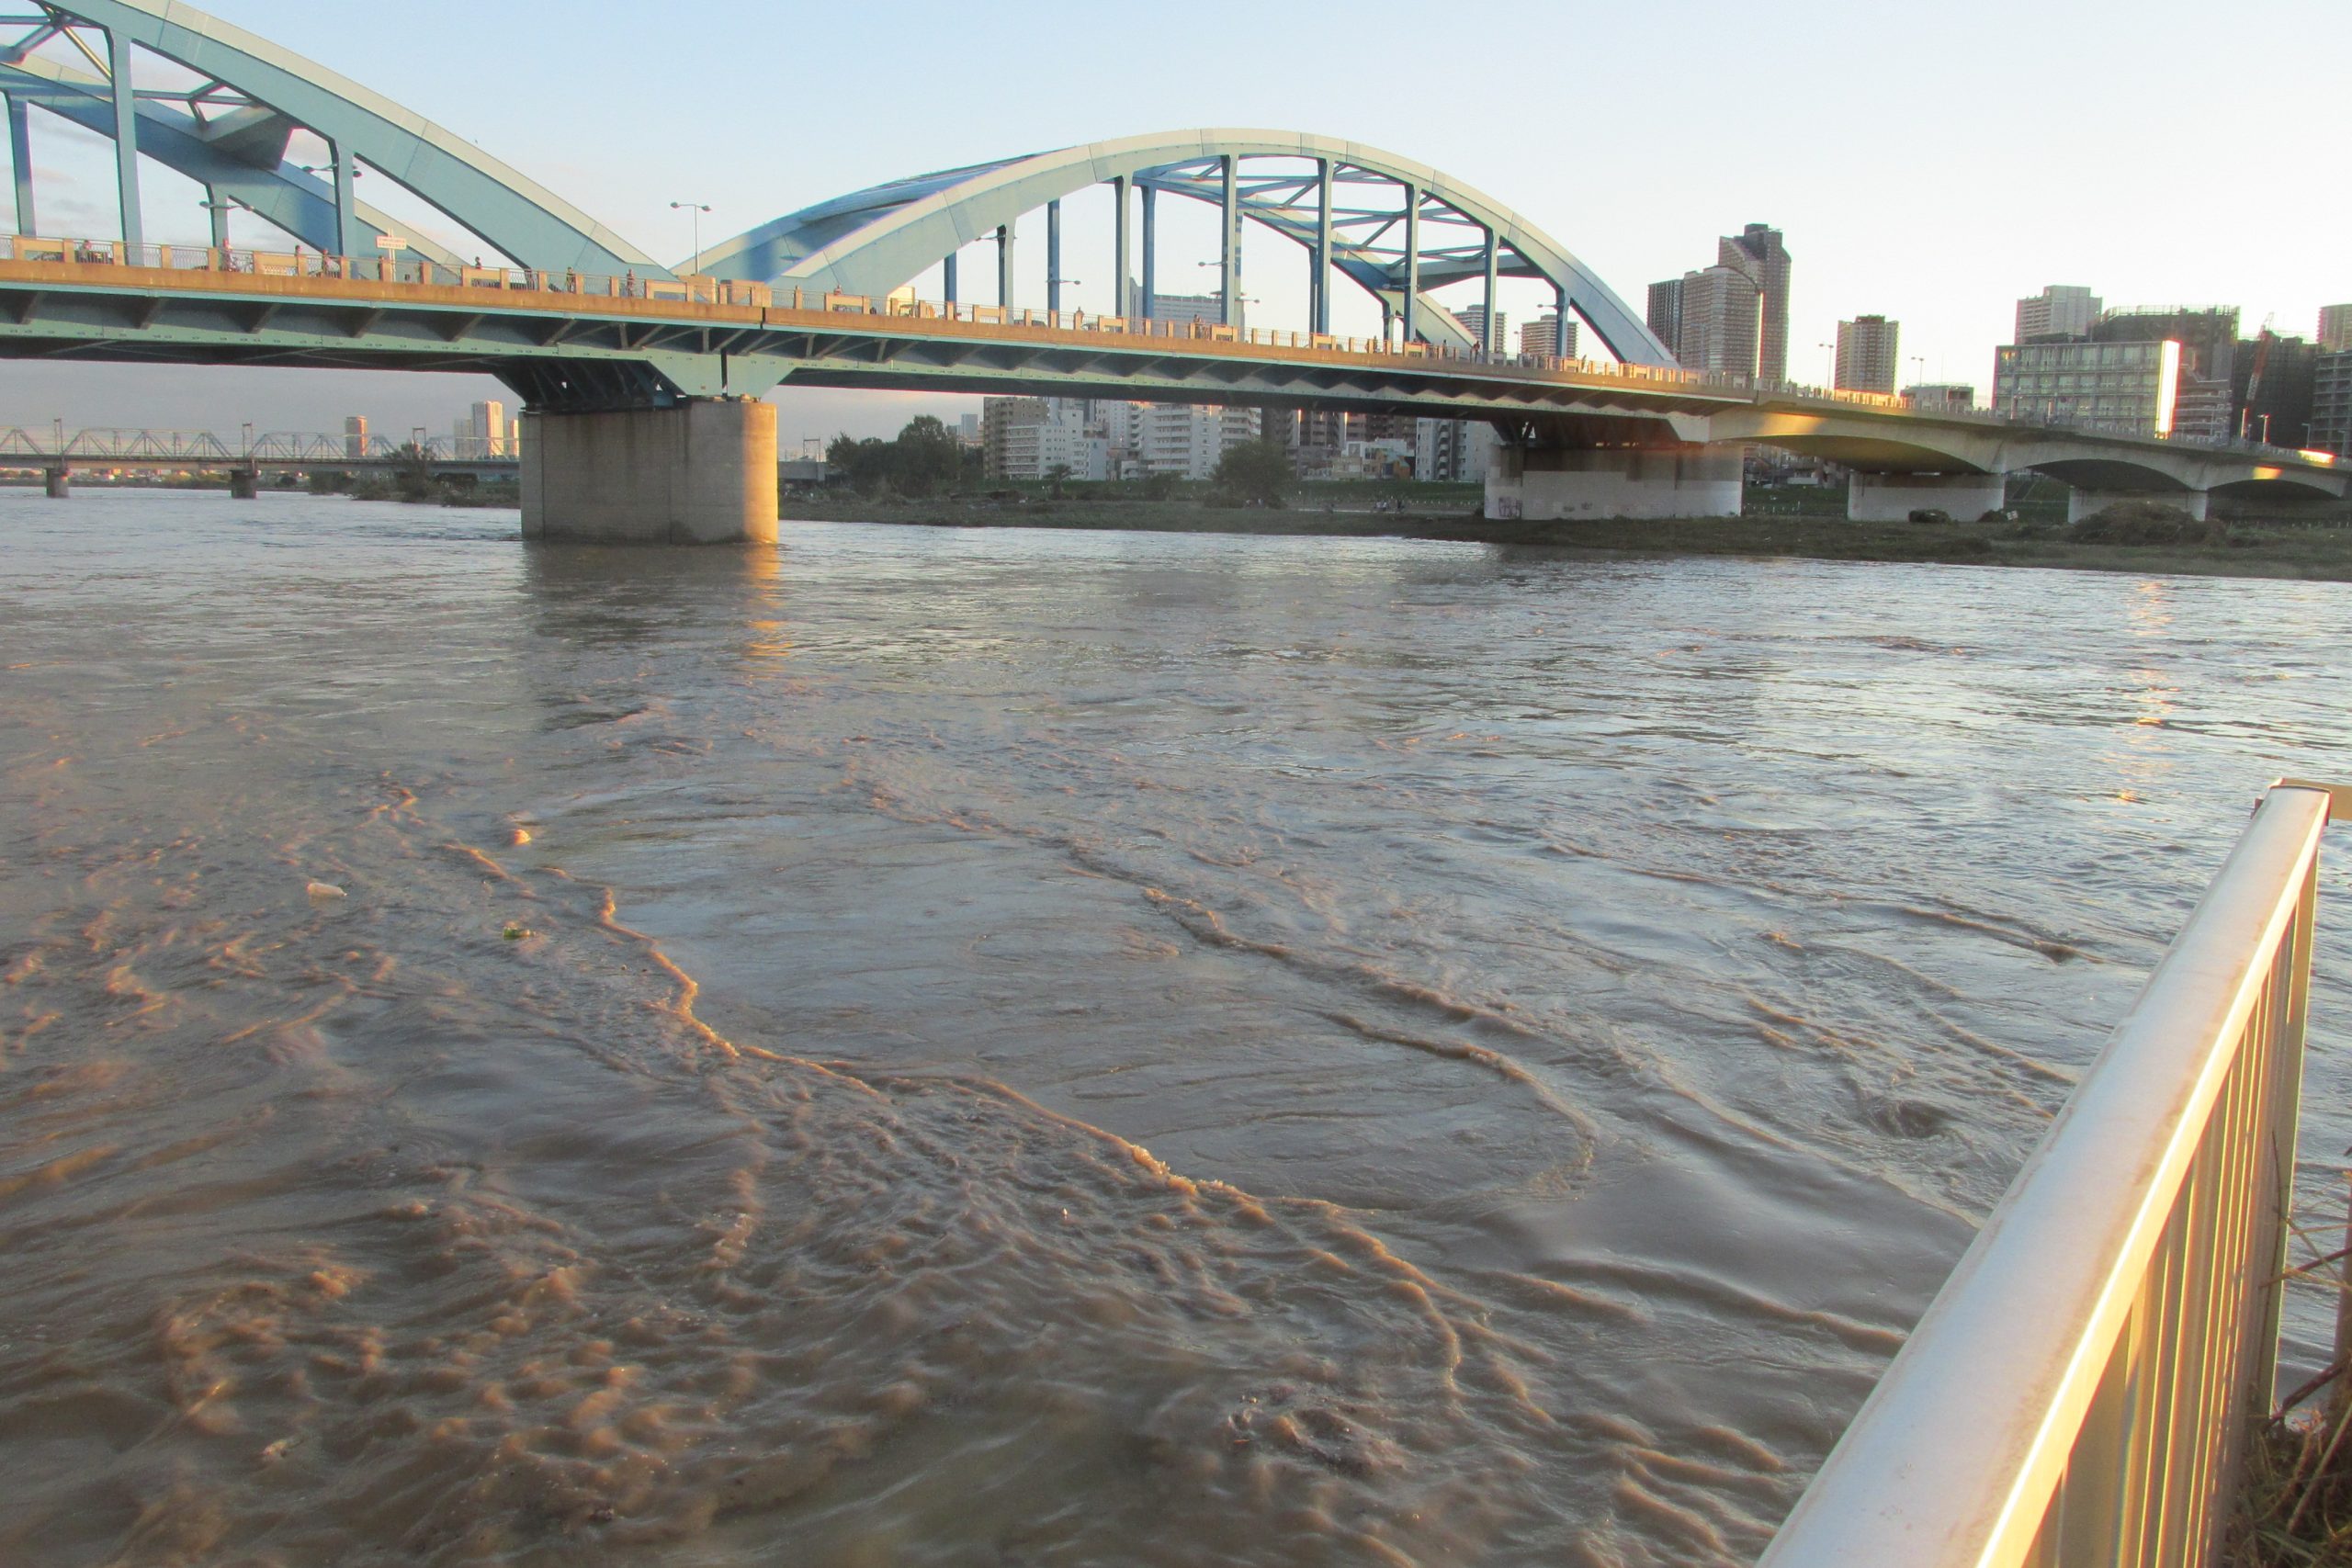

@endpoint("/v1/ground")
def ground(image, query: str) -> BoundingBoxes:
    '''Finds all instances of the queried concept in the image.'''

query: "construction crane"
[2241,313,2277,443]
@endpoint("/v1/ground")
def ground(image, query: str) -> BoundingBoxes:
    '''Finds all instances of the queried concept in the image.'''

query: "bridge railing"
[0,230,1739,392]
[1760,779,2342,1568]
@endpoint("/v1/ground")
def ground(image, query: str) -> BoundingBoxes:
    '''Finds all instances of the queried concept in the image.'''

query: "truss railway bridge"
[0,0,2338,543]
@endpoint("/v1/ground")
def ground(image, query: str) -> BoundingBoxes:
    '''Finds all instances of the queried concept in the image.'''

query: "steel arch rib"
[697,130,1671,365]
[41,0,664,276]
[0,54,464,268]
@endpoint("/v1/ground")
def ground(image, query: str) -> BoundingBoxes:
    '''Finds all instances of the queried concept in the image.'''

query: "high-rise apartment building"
[343,414,368,458]
[472,400,510,457]
[1123,285,1229,327]
[2318,305,2352,354]
[1834,315,1900,394]
[1413,419,1501,483]
[2016,285,2103,343]
[2234,336,2317,448]
[1645,278,1683,357]
[2311,352,2352,456]
[981,397,1113,479]
[1718,223,1791,385]
[1520,314,1578,360]
[1453,304,1507,354]
[1137,403,1260,480]
[1672,265,1761,378]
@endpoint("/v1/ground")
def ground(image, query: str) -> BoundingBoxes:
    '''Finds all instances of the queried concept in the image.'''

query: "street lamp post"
[671,201,712,276]
[1818,342,1837,392]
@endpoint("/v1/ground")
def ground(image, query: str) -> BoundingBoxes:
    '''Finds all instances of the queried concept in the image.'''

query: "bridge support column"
[1848,472,2007,523]
[43,466,67,499]
[2068,489,2209,524]
[229,466,260,501]
[1486,446,1742,522]
[519,400,776,546]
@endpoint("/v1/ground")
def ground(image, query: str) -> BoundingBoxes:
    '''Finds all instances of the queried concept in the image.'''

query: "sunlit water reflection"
[4,491,2348,1566]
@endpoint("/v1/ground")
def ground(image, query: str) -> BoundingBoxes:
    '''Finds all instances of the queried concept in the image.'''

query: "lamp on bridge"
[670,201,712,277]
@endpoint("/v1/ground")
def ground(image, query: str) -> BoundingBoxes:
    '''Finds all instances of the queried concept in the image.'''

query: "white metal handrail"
[1760,779,2341,1568]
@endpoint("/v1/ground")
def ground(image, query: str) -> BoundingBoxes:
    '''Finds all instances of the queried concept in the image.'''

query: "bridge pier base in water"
[519,400,778,546]
[43,466,67,499]
[1847,472,2008,523]
[2067,488,2209,525]
[1485,446,1742,522]
[229,467,259,501]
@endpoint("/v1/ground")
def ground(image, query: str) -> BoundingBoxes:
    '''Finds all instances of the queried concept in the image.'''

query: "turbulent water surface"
[4,491,2350,1567]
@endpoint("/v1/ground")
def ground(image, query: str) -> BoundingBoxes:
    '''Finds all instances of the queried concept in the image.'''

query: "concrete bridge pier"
[43,465,67,499]
[2067,488,2210,524]
[1848,472,2007,523]
[1487,444,1743,522]
[518,399,778,546]
[229,466,260,501]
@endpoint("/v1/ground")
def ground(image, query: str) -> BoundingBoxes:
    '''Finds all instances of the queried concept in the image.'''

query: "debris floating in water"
[305,880,346,901]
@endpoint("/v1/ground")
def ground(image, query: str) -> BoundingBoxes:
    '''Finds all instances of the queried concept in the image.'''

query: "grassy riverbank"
[782,491,2352,582]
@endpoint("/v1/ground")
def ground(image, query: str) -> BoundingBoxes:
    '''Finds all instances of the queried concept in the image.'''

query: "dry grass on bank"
[2228,1403,2352,1566]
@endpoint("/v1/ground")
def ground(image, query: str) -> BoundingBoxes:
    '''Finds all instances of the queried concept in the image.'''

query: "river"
[4,490,2348,1566]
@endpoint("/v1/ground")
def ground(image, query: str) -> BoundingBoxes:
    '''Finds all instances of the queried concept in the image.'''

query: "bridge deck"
[0,241,2337,497]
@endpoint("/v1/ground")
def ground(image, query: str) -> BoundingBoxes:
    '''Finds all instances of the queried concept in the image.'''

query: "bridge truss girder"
[0,266,1728,422]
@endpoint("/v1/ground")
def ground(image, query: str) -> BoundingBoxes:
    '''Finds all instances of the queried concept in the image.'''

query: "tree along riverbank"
[780,492,2352,582]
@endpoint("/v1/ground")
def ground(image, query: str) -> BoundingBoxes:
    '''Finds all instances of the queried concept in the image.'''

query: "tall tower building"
[1834,315,1900,394]
[1454,304,1507,354]
[2319,304,2352,354]
[1674,265,1761,378]
[1521,314,1577,360]
[1718,223,1791,384]
[1645,278,1684,359]
[2016,285,2102,343]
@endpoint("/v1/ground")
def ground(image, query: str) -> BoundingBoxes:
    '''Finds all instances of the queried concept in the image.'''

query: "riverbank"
[779,493,2352,581]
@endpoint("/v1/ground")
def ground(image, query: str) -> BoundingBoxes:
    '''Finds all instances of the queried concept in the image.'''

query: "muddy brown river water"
[4,491,2350,1566]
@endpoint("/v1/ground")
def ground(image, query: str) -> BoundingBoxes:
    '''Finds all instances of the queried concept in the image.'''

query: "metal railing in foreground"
[1760,779,2345,1568]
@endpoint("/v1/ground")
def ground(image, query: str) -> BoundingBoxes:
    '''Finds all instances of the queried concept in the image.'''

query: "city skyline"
[0,0,2341,445]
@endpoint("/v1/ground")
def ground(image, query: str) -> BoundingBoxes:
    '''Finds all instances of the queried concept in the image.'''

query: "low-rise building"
[1993,339,2182,436]
[1902,383,1976,413]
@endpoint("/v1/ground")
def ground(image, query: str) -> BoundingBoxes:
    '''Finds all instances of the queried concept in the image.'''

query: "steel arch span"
[695,131,1675,367]
[0,0,664,276]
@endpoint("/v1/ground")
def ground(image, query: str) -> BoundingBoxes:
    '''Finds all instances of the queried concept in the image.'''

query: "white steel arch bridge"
[0,0,2337,544]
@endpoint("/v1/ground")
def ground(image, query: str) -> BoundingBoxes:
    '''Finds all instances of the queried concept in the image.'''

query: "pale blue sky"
[6,0,2343,445]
